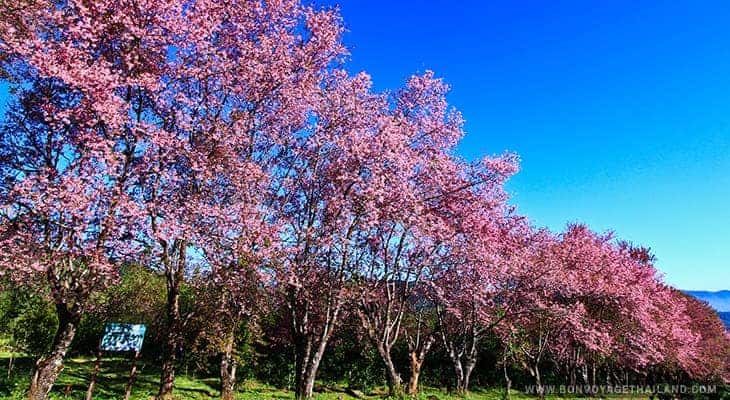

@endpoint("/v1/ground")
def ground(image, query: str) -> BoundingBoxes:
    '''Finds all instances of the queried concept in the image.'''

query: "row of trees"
[0,0,728,399]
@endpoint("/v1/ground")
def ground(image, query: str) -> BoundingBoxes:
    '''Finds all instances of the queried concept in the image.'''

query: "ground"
[0,352,647,400]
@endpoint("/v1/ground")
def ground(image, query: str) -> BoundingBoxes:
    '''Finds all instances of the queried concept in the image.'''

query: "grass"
[0,355,648,400]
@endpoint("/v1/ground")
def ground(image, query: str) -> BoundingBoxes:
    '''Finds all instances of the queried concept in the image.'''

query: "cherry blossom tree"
[0,1,347,399]
[126,0,347,396]
[499,225,617,398]
[0,0,173,396]
[272,70,391,400]
[351,72,467,397]
[425,158,520,395]
[674,292,730,383]
[402,288,439,395]
[0,75,138,400]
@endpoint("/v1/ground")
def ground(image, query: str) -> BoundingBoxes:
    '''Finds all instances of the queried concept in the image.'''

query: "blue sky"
[325,0,730,290]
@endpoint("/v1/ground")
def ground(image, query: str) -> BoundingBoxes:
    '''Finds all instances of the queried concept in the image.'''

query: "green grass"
[0,339,24,360]
[0,356,646,400]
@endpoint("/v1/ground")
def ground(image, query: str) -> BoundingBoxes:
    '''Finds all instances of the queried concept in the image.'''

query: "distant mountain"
[685,290,730,312]
[720,312,730,330]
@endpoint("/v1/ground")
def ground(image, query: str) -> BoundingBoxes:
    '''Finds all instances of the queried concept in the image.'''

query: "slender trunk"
[569,365,577,387]
[301,371,316,400]
[292,290,311,400]
[451,355,465,395]
[502,351,511,400]
[27,304,80,400]
[158,267,182,400]
[294,337,328,400]
[461,355,476,393]
[405,326,435,395]
[220,328,237,400]
[7,352,14,379]
[292,296,340,400]
[406,356,422,395]
[532,364,544,399]
[447,342,477,395]
[294,341,308,400]
[157,335,177,399]
[84,346,103,400]
[124,351,140,400]
[381,347,403,397]
[359,316,403,397]
[591,362,597,387]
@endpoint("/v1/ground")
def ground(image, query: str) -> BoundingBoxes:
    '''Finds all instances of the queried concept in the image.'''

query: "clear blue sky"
[1,2,727,290]
[324,0,730,290]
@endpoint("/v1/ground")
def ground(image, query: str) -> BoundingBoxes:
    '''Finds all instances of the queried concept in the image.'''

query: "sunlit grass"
[0,355,649,400]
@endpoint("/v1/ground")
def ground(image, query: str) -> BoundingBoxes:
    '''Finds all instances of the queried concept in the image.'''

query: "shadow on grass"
[1,355,223,399]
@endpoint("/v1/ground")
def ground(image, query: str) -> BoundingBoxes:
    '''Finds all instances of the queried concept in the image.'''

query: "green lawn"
[0,356,646,400]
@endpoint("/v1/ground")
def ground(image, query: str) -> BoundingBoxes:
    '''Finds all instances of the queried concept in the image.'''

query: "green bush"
[0,286,57,359]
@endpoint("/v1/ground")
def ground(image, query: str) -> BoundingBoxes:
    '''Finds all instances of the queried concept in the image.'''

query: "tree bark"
[452,356,465,394]
[84,346,103,400]
[581,364,589,385]
[406,358,422,396]
[530,364,545,399]
[158,264,182,399]
[503,351,512,400]
[294,334,311,400]
[291,289,342,400]
[157,240,187,400]
[381,346,403,397]
[27,303,80,400]
[444,340,477,395]
[357,306,405,398]
[124,351,140,400]
[158,333,177,400]
[293,334,328,400]
[157,298,179,398]
[461,356,476,394]
[405,332,435,395]
[220,328,237,400]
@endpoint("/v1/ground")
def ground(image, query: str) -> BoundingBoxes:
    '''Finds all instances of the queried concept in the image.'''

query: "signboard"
[100,323,146,352]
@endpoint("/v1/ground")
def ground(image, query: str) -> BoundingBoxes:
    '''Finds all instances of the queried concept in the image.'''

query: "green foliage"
[252,308,295,389]
[318,321,383,391]
[72,265,167,358]
[0,286,57,359]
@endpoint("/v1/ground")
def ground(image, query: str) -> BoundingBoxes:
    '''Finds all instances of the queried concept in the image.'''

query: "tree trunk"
[292,310,335,400]
[158,339,176,400]
[378,344,403,397]
[448,347,476,395]
[591,362,597,387]
[301,372,316,400]
[220,328,237,400]
[405,334,434,395]
[293,338,326,400]
[27,304,80,400]
[406,353,423,395]
[533,365,545,399]
[158,266,182,400]
[503,353,512,400]
[294,339,309,400]
[84,346,103,400]
[452,357,465,395]
[8,352,15,379]
[569,365,577,387]
[461,356,476,394]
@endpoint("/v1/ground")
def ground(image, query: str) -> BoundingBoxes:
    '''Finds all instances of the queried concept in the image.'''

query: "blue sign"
[100,323,146,352]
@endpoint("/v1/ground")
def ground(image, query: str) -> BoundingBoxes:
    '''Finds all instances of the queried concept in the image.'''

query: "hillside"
[720,312,730,330]
[686,290,730,312]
